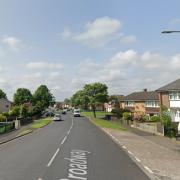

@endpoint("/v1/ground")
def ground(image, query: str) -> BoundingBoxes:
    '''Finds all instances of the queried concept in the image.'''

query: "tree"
[14,88,32,105]
[71,90,89,109]
[108,95,124,108]
[83,82,108,118]
[0,89,7,99]
[33,85,55,109]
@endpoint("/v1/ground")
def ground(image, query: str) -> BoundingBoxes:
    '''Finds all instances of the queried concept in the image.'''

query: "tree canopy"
[14,88,32,105]
[33,85,55,109]
[0,89,7,99]
[71,82,108,117]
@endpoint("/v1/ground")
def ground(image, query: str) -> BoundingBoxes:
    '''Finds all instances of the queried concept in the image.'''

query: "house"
[0,98,11,113]
[104,102,114,112]
[122,89,160,117]
[156,79,180,131]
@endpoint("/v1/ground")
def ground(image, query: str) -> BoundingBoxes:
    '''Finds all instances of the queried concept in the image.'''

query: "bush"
[123,112,132,121]
[111,108,130,118]
[161,113,178,138]
[0,114,6,122]
[133,114,145,122]
[2,112,9,118]
[9,106,20,117]
[150,115,161,122]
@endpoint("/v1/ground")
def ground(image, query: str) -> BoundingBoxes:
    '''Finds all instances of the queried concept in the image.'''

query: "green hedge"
[0,122,15,134]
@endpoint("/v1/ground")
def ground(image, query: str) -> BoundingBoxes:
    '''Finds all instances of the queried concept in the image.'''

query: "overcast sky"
[0,0,180,101]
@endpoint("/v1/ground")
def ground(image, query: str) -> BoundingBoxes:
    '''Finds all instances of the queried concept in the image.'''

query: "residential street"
[0,112,149,180]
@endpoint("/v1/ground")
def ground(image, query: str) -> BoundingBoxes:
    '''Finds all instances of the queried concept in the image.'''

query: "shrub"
[161,113,177,138]
[9,106,20,117]
[133,114,145,122]
[150,115,161,122]
[0,114,6,122]
[123,112,132,121]
[2,112,9,118]
[111,108,130,118]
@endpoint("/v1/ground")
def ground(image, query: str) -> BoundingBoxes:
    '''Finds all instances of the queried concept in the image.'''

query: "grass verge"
[17,129,33,137]
[82,111,126,131]
[31,117,52,129]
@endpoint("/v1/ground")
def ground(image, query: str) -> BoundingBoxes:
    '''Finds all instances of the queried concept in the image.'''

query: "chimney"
[143,89,147,92]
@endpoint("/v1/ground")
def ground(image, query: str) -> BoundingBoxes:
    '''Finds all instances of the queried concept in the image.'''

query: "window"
[145,101,159,107]
[169,92,180,100]
[175,111,180,118]
[125,101,135,107]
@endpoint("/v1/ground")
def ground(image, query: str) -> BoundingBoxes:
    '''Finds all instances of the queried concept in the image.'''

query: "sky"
[0,0,180,101]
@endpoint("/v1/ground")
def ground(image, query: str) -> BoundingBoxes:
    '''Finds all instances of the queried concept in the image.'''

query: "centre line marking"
[47,148,60,167]
[61,136,67,145]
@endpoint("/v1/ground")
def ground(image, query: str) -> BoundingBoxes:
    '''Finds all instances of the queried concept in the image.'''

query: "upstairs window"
[169,92,180,100]
[145,101,159,107]
[125,101,135,107]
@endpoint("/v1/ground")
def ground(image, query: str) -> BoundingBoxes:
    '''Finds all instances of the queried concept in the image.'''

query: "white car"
[74,109,81,117]
[53,114,62,121]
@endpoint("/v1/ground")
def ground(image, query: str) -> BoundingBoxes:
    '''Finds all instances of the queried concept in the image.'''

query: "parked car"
[74,109,81,117]
[53,114,62,121]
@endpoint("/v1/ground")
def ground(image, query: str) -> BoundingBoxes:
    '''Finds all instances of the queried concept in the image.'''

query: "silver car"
[53,114,62,121]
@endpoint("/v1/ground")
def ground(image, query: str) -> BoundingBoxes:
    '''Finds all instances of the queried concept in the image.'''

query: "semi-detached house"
[156,79,180,132]
[122,89,160,117]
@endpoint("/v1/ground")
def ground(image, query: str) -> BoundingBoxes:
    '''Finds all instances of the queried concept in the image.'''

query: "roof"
[156,79,180,92]
[124,91,159,101]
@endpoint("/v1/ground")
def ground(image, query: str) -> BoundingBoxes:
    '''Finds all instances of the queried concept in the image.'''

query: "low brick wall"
[133,121,164,136]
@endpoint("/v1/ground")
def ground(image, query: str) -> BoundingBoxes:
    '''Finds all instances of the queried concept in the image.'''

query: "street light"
[162,30,180,33]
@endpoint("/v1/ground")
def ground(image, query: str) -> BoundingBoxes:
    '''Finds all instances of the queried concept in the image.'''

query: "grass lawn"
[81,111,126,131]
[31,117,52,129]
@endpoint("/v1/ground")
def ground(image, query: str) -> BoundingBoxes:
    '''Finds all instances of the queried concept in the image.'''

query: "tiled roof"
[124,91,159,101]
[156,79,180,92]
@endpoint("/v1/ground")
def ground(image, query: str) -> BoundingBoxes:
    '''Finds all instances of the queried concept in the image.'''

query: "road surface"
[0,112,149,180]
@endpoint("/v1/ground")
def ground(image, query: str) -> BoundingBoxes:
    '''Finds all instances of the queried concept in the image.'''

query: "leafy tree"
[14,88,32,105]
[33,85,55,109]
[83,82,108,118]
[71,90,89,109]
[0,114,6,122]
[0,89,7,99]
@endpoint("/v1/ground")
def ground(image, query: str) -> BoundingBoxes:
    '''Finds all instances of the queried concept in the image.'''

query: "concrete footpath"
[0,124,33,145]
[103,128,180,180]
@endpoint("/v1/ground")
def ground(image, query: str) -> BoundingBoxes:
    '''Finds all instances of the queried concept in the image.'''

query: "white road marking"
[38,178,42,180]
[61,136,67,145]
[134,156,141,162]
[122,145,127,149]
[127,150,133,155]
[47,148,60,167]
[144,166,153,174]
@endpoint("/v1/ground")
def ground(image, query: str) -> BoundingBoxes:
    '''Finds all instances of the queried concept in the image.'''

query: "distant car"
[53,114,62,121]
[74,109,81,117]
[62,109,67,114]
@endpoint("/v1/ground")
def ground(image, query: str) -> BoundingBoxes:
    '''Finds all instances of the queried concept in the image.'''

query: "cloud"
[170,18,180,26]
[120,35,137,44]
[2,36,25,52]
[62,17,136,48]
[72,50,180,96]
[26,61,63,70]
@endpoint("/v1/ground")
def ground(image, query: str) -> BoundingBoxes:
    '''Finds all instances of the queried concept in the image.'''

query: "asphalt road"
[0,112,149,180]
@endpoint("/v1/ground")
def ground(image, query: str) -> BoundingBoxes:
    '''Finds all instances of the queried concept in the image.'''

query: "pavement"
[103,126,180,180]
[0,123,33,145]
[0,112,149,180]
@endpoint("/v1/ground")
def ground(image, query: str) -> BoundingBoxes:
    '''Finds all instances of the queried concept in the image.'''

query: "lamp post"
[161,30,180,33]
[162,30,180,135]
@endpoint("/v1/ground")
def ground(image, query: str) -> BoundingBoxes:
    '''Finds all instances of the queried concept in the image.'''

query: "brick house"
[156,79,180,132]
[122,89,160,117]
